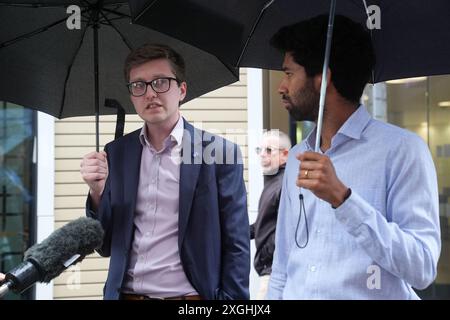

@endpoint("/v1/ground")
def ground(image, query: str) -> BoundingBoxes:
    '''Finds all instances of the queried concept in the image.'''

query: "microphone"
[0,217,103,298]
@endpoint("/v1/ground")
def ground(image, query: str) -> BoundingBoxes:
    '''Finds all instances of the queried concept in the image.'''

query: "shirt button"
[151,179,156,184]
[316,229,321,234]
[145,232,151,237]
[310,265,317,272]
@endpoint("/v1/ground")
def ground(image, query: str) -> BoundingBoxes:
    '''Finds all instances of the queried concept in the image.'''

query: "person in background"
[250,130,291,299]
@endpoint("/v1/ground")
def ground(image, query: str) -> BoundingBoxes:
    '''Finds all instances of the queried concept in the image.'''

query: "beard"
[283,79,320,122]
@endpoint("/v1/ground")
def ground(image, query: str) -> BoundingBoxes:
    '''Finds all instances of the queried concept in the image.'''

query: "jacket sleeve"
[215,143,250,299]
[249,223,255,240]
[259,184,282,268]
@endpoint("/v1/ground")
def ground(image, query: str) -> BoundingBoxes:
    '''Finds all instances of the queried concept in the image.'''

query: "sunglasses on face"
[255,146,282,155]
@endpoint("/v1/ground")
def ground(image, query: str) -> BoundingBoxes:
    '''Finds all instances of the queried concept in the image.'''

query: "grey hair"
[262,130,292,150]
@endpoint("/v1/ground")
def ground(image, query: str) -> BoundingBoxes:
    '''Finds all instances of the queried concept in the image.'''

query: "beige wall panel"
[54,284,105,298]
[54,270,107,285]
[54,209,86,221]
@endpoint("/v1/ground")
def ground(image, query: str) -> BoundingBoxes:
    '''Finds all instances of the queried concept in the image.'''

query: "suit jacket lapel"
[122,131,143,250]
[179,120,203,247]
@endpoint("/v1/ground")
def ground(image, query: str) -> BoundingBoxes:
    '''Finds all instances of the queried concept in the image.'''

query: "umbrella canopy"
[0,0,238,149]
[130,0,450,83]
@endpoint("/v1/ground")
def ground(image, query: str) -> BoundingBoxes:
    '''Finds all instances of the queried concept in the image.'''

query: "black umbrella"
[131,0,450,81]
[130,0,450,150]
[0,0,238,151]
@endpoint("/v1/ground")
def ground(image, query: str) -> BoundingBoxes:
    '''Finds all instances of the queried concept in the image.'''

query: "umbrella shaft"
[315,0,337,152]
[93,12,100,152]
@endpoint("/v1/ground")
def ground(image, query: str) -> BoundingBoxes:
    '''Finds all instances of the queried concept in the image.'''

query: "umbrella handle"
[104,99,125,141]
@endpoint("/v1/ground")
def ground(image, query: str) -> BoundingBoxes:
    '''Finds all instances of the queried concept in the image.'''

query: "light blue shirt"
[267,105,441,300]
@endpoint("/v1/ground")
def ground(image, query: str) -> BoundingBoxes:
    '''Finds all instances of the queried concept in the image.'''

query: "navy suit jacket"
[86,119,250,300]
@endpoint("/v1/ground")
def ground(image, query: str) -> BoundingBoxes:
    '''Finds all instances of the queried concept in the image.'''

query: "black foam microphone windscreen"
[25,217,104,283]
[0,217,103,296]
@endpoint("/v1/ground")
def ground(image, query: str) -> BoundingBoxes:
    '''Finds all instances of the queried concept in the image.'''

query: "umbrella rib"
[0,18,64,49]
[236,0,275,67]
[101,7,131,19]
[99,9,133,50]
[360,0,376,83]
[58,15,92,119]
[99,16,124,23]
[0,3,69,8]
[217,62,240,82]
[0,8,89,49]
[132,0,158,22]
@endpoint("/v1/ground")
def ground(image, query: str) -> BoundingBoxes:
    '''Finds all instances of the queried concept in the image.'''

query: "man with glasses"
[251,130,291,299]
[80,43,250,300]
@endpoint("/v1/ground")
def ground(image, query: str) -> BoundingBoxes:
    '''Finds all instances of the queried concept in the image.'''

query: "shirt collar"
[336,104,372,140]
[139,116,184,149]
[305,104,372,150]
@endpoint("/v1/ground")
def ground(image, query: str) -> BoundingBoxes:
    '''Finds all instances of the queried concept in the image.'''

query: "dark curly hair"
[270,14,376,104]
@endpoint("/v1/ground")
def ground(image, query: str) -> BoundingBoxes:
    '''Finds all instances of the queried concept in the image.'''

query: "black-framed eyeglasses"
[255,146,282,155]
[126,77,179,97]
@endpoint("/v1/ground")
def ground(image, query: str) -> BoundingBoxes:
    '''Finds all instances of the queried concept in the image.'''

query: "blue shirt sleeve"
[334,134,441,290]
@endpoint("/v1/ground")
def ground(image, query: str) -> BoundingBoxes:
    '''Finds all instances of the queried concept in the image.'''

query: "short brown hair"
[124,43,186,83]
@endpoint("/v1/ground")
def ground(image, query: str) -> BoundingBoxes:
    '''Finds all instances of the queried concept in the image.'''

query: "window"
[381,76,450,299]
[0,102,36,300]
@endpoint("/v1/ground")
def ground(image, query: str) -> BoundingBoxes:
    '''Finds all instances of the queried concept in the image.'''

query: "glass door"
[0,102,36,300]
[379,75,450,299]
